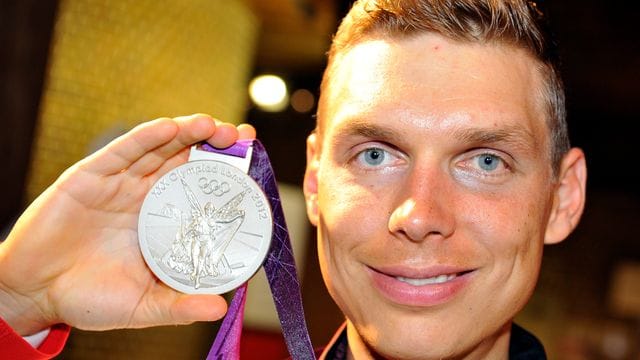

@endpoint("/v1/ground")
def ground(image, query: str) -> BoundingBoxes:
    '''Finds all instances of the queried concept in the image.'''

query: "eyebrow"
[330,119,404,146]
[453,125,539,152]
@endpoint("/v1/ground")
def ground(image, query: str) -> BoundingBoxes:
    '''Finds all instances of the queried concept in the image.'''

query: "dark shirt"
[509,323,547,360]
[320,323,546,359]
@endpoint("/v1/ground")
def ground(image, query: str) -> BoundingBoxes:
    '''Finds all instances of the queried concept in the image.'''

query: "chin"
[349,312,511,360]
[370,332,465,360]
[365,335,491,360]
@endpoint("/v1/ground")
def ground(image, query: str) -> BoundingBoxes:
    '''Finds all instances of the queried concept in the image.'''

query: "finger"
[237,124,256,140]
[205,123,239,148]
[142,147,191,183]
[126,115,218,177]
[78,118,180,176]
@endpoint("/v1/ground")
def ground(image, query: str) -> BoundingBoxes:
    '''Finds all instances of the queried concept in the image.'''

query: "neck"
[345,322,380,360]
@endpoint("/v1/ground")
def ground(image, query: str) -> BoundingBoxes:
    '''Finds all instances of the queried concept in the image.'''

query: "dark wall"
[549,1,640,195]
[542,0,640,320]
[0,0,58,231]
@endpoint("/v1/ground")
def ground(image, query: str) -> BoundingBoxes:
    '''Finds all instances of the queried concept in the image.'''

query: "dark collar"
[508,323,547,359]
[319,323,546,360]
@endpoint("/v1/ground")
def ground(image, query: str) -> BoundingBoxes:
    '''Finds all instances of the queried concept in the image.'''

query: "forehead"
[319,33,547,144]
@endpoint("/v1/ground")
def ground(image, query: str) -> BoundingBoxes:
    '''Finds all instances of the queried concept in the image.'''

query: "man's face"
[305,33,564,359]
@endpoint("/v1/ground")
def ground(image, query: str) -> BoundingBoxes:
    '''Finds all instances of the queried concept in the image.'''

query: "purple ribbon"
[207,283,247,359]
[205,140,315,360]
[201,140,251,158]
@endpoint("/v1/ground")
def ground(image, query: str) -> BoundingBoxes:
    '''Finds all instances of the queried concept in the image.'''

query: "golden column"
[27,0,259,202]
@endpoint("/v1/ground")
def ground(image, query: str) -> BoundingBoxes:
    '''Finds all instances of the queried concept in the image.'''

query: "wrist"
[0,246,52,336]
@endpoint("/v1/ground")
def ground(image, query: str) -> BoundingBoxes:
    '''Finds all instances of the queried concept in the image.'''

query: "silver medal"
[138,159,273,294]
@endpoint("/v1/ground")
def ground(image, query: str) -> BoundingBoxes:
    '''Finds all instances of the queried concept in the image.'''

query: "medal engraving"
[138,160,272,294]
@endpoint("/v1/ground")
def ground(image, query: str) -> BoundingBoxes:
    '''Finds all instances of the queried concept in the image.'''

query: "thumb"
[169,294,228,324]
[135,286,228,327]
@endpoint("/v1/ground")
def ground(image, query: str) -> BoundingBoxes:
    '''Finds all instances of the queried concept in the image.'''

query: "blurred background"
[1,0,639,358]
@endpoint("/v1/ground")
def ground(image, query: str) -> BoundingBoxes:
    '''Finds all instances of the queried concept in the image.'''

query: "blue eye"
[477,154,500,171]
[361,148,385,166]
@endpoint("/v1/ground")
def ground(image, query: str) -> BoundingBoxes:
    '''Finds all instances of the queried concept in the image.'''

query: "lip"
[367,265,475,307]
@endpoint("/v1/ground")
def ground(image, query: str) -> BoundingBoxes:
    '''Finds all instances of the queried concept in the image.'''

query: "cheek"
[316,166,399,258]
[315,170,391,317]
[462,185,550,296]
[317,171,390,246]
[463,178,551,249]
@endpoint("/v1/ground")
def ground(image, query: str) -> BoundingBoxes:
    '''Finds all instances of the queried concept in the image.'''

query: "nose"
[388,167,456,242]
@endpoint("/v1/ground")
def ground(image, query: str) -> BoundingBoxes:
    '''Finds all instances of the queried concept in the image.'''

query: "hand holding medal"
[0,115,250,335]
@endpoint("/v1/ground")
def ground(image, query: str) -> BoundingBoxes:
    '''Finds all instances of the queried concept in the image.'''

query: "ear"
[544,148,587,244]
[303,132,321,226]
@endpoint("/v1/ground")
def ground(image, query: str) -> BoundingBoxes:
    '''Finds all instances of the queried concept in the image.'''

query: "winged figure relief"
[161,174,245,289]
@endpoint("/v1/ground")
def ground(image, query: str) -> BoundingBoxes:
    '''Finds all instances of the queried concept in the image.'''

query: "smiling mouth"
[368,267,475,306]
[395,274,457,286]
[371,267,475,287]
